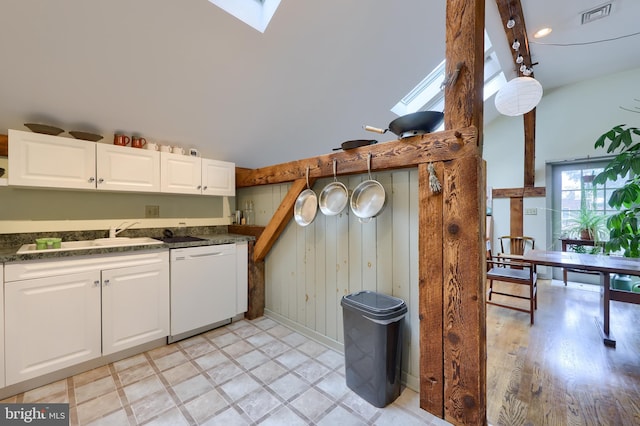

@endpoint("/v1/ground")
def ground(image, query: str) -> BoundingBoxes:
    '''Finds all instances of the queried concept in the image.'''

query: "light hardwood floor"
[487,279,640,425]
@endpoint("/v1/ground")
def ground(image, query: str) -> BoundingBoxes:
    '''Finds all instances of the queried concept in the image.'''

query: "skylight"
[208,0,281,33]
[391,31,506,127]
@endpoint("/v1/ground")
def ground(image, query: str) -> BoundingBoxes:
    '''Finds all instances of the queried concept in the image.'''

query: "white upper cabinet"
[161,153,235,196]
[8,129,96,189]
[9,129,234,196]
[202,158,235,196]
[160,152,202,195]
[96,143,161,192]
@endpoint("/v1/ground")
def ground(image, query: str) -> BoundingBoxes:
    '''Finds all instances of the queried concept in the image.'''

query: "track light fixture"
[506,17,515,29]
[512,39,520,50]
[516,54,524,64]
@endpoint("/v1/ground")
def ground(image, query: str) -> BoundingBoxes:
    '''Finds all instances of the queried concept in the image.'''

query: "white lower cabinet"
[5,270,102,385]
[4,251,169,386]
[102,261,169,355]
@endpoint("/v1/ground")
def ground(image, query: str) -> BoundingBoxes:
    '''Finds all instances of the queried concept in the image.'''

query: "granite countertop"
[0,233,254,263]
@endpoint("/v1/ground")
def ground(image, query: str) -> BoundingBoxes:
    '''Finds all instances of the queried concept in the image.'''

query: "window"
[551,160,627,244]
[208,0,281,33]
[391,31,506,126]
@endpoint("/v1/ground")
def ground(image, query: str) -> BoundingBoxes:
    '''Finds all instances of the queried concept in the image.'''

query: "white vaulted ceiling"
[0,0,639,168]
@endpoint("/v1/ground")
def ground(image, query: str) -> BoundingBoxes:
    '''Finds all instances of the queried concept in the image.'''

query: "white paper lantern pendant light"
[494,76,543,116]
[494,10,544,117]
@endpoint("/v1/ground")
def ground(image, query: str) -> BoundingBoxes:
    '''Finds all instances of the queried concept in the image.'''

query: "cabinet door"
[96,144,160,192]
[160,152,202,194]
[5,271,101,385]
[202,158,236,196]
[8,129,96,189]
[101,260,169,355]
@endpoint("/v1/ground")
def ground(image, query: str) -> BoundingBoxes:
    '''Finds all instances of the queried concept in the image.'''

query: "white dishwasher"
[169,243,236,342]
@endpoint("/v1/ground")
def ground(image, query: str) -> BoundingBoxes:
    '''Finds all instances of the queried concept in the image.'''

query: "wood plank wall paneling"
[245,170,424,387]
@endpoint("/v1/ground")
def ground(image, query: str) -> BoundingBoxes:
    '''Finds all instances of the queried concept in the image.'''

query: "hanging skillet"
[332,139,377,151]
[319,159,349,216]
[364,111,444,139]
[294,167,318,227]
[350,153,386,223]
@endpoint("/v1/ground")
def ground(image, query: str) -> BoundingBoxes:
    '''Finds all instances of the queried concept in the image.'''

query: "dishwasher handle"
[174,251,229,261]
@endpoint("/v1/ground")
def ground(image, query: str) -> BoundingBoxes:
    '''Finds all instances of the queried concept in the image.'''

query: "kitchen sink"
[17,237,164,254]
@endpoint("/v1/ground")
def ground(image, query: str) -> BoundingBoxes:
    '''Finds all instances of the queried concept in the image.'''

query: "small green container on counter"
[35,237,62,250]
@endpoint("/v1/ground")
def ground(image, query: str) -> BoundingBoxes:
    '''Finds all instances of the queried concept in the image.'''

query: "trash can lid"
[341,291,407,321]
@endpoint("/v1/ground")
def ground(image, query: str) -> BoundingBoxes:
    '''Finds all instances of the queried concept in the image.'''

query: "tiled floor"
[2,317,450,425]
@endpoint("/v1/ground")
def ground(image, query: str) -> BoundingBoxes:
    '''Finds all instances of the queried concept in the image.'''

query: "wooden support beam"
[494,0,534,75]
[524,110,536,187]
[0,134,7,157]
[246,241,265,320]
[492,186,545,198]
[419,162,444,416]
[435,0,486,424]
[495,1,538,187]
[252,178,315,262]
[510,197,524,236]
[236,127,477,187]
[442,155,486,425]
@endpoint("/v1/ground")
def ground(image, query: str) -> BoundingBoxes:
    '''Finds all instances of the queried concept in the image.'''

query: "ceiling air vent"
[581,3,612,24]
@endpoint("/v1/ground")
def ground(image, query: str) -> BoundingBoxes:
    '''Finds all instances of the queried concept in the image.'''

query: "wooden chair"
[486,236,537,324]
[498,235,535,258]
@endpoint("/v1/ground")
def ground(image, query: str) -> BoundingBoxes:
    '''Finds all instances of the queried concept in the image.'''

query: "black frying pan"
[332,139,377,151]
[364,111,444,138]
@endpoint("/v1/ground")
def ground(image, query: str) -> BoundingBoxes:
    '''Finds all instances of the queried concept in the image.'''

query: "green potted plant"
[593,124,640,258]
[565,207,608,241]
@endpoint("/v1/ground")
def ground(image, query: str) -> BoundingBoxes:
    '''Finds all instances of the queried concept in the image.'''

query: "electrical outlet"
[145,205,159,218]
[525,208,537,215]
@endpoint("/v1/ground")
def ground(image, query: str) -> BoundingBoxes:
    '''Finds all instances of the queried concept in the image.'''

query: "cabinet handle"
[203,186,208,190]
[98,178,104,184]
[94,280,100,287]
[88,177,95,183]
[103,279,110,286]
[197,185,202,190]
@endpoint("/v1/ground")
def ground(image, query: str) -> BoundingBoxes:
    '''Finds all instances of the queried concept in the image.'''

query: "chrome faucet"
[109,221,140,238]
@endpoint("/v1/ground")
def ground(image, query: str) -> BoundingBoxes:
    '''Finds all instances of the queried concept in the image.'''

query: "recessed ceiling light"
[533,27,553,38]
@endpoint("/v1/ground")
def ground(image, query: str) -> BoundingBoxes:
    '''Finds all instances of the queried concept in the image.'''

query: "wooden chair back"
[499,236,535,256]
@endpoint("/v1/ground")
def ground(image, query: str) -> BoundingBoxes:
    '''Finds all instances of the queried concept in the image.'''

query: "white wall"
[484,67,640,268]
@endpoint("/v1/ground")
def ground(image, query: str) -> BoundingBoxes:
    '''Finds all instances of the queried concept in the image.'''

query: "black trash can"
[341,290,407,408]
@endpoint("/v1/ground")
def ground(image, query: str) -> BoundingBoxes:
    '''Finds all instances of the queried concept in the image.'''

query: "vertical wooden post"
[419,162,444,416]
[418,0,486,424]
[442,155,486,424]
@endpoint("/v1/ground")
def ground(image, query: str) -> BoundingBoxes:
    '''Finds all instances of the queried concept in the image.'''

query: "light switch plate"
[525,208,537,215]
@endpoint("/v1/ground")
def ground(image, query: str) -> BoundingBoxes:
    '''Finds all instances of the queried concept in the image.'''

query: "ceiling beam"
[495,0,538,188]
[235,127,478,187]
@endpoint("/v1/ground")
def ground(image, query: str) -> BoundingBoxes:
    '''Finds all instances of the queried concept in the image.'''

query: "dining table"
[523,250,640,347]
